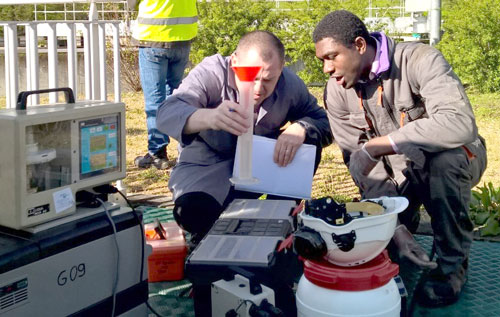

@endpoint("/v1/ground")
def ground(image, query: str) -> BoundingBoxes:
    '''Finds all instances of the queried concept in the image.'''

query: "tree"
[190,0,285,68]
[191,0,368,85]
[438,0,500,92]
[0,5,34,22]
[282,0,367,85]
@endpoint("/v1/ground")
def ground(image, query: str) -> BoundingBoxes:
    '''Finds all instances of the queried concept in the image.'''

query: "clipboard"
[232,135,316,199]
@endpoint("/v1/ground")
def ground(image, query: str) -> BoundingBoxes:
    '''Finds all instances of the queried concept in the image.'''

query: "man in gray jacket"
[157,30,332,245]
[313,10,486,307]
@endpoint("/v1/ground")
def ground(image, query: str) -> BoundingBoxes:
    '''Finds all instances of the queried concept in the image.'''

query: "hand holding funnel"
[230,65,262,185]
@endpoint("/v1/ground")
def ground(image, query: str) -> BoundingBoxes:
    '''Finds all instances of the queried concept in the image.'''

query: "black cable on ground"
[146,300,164,317]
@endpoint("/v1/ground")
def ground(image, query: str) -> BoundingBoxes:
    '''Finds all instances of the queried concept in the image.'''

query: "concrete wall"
[0,50,134,99]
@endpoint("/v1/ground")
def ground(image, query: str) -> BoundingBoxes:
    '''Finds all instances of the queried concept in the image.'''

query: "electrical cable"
[116,189,145,287]
[94,185,154,316]
[116,189,159,316]
[226,299,257,317]
[93,184,145,287]
[95,185,196,317]
[145,300,164,317]
[96,198,120,317]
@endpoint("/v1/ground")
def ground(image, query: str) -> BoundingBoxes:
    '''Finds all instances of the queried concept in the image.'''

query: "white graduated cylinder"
[232,80,258,184]
[296,274,401,317]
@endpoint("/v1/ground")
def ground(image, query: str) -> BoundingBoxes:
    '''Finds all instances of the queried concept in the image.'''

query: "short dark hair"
[313,10,371,47]
[236,30,285,64]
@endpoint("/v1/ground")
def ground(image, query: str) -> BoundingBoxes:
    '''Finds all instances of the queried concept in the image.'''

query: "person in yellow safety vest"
[129,0,198,169]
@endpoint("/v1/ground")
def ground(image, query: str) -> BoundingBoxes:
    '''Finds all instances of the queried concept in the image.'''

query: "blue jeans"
[139,45,191,155]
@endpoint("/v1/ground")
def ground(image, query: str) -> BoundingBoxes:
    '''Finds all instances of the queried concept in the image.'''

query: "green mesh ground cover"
[401,235,500,317]
[140,207,500,317]
[136,206,176,225]
[148,280,194,317]
[139,207,195,317]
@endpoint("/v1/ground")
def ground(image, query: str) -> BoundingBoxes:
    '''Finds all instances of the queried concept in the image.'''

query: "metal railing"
[1,3,122,108]
[32,1,130,21]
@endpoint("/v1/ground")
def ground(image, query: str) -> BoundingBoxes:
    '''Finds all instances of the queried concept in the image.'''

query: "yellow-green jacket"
[132,0,198,43]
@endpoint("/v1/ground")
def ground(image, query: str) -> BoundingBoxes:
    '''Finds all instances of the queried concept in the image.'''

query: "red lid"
[232,66,262,81]
[303,250,399,291]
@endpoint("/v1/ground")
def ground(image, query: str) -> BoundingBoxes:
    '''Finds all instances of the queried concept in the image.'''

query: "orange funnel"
[232,66,262,82]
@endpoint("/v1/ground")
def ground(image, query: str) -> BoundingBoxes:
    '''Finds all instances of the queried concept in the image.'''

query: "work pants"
[173,190,299,244]
[173,144,322,240]
[393,144,486,274]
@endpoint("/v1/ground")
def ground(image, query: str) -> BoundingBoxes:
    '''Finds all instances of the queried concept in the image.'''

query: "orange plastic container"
[145,222,187,282]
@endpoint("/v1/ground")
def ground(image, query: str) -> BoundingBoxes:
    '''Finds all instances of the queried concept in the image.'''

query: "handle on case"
[16,87,75,110]
[226,266,263,295]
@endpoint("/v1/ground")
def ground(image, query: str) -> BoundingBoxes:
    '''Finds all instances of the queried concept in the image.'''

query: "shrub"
[191,0,368,85]
[190,0,285,67]
[438,0,500,93]
[470,182,500,236]
[283,0,367,85]
[107,36,142,92]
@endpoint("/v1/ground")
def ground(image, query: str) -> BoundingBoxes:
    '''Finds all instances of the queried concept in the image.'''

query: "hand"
[348,144,379,189]
[207,100,250,136]
[273,122,306,167]
[392,224,438,269]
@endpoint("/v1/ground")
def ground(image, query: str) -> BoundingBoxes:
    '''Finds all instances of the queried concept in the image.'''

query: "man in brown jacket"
[313,10,486,307]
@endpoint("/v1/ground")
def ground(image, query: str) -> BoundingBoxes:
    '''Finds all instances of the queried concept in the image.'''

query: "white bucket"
[296,275,401,317]
[296,251,401,317]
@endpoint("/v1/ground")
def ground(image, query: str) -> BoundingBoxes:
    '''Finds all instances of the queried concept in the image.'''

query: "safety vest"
[133,0,198,42]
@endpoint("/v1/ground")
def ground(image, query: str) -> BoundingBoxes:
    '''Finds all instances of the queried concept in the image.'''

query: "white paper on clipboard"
[232,135,316,199]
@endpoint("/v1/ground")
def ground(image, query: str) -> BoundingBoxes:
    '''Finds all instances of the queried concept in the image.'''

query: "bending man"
[157,30,332,244]
[313,10,486,307]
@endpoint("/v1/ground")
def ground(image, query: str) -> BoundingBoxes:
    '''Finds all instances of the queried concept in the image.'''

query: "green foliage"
[191,0,368,85]
[190,0,500,88]
[282,0,367,84]
[0,4,34,37]
[438,0,500,93]
[0,5,33,22]
[4,0,500,92]
[470,182,500,236]
[190,0,284,67]
[468,92,500,121]
[106,37,141,92]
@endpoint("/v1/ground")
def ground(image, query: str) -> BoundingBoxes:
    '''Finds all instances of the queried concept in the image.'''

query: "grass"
[122,88,358,201]
[469,92,500,190]
[0,90,497,201]
[122,88,500,201]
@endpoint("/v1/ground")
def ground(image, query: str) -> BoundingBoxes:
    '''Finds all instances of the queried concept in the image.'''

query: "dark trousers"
[173,145,322,316]
[173,190,299,243]
[397,145,487,274]
[175,191,299,317]
[173,145,322,240]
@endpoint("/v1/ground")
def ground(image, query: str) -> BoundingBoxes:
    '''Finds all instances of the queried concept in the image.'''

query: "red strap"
[377,85,383,106]
[277,234,294,252]
[356,88,376,133]
[357,90,364,110]
[462,145,476,159]
[400,112,406,127]
[291,200,304,217]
